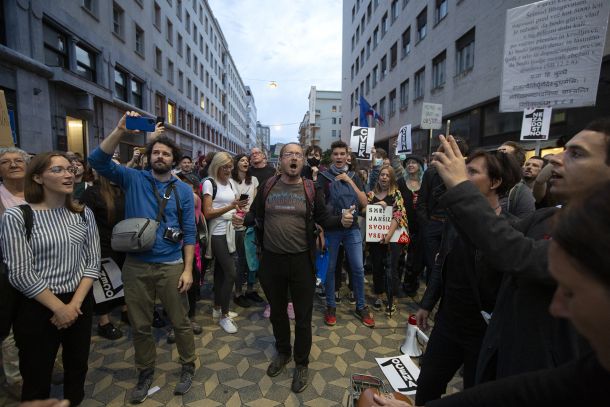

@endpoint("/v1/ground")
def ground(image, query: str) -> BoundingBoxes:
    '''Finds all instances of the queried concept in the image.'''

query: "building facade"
[245,85,257,150]
[298,86,342,151]
[0,0,252,160]
[342,0,610,157]
[255,121,270,156]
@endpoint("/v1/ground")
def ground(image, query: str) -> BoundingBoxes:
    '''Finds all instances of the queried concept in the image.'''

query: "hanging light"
[268,81,278,89]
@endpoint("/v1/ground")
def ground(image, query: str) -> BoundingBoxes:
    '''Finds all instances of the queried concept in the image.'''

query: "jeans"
[325,228,365,310]
[211,236,237,314]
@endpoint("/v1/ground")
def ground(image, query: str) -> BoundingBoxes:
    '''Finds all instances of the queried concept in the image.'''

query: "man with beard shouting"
[88,112,197,404]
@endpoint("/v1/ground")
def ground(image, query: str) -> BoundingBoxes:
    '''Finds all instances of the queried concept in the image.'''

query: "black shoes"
[130,368,154,404]
[291,365,309,393]
[245,291,265,303]
[266,353,292,377]
[174,363,195,395]
[233,294,252,308]
[152,310,166,328]
[97,322,123,340]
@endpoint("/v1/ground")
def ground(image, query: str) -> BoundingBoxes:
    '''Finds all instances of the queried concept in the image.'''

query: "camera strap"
[149,178,182,228]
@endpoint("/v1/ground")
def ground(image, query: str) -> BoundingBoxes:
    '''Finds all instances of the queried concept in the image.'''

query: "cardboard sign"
[365,205,409,244]
[375,354,420,395]
[92,258,124,304]
[500,0,610,111]
[420,103,442,130]
[520,108,552,141]
[350,126,375,160]
[396,124,412,154]
[0,90,15,147]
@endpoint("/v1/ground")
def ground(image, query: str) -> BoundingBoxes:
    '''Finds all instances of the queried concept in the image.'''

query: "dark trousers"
[402,232,424,293]
[13,292,93,406]
[258,250,315,366]
[423,220,445,282]
[369,242,402,295]
[211,236,237,314]
[415,318,483,405]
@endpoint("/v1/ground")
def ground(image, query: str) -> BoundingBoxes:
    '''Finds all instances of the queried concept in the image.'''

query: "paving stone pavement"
[1,279,462,406]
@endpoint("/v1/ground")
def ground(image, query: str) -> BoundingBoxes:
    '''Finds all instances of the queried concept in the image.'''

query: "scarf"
[329,164,349,176]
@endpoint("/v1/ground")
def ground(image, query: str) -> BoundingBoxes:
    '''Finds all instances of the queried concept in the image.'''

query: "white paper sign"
[365,205,410,244]
[350,126,375,159]
[520,108,552,141]
[375,354,420,395]
[500,0,610,112]
[420,103,443,130]
[92,258,124,304]
[396,125,412,154]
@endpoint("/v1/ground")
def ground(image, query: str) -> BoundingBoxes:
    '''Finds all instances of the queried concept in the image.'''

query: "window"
[360,49,365,68]
[177,33,183,56]
[186,46,191,66]
[379,97,386,119]
[332,105,337,112]
[372,65,378,88]
[373,26,379,48]
[187,113,193,133]
[435,0,448,24]
[112,2,124,37]
[154,2,161,29]
[361,15,366,34]
[185,12,190,33]
[381,13,388,36]
[351,5,355,21]
[400,79,409,108]
[83,0,98,15]
[380,55,387,81]
[135,24,144,56]
[432,50,446,88]
[332,118,337,124]
[389,89,397,116]
[166,18,173,44]
[167,101,176,124]
[351,65,354,80]
[365,74,371,94]
[131,78,143,108]
[75,43,96,81]
[176,0,182,20]
[367,1,372,19]
[332,130,337,137]
[43,23,68,68]
[167,59,174,84]
[355,57,359,75]
[155,93,165,117]
[114,68,128,101]
[390,42,398,68]
[178,108,185,128]
[391,0,399,22]
[178,70,184,92]
[187,78,192,99]
[414,67,425,99]
[417,8,427,42]
[193,56,198,74]
[366,38,371,59]
[401,27,411,58]
[456,28,475,75]
[155,47,162,73]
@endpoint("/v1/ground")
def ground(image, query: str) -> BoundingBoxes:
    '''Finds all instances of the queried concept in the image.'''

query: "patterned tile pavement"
[1,277,462,406]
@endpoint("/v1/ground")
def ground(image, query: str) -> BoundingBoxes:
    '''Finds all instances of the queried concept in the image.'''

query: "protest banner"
[350,126,375,159]
[365,205,409,244]
[375,354,420,395]
[420,103,443,130]
[520,107,552,141]
[396,124,412,154]
[92,258,125,304]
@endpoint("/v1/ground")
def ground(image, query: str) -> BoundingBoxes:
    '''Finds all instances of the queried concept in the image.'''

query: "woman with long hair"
[1,152,100,405]
[230,153,263,307]
[80,171,128,340]
[202,152,246,334]
[366,166,408,314]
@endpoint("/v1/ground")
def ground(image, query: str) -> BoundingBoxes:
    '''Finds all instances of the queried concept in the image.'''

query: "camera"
[163,227,184,243]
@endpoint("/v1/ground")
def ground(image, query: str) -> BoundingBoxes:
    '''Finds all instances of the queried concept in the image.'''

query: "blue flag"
[359,95,384,127]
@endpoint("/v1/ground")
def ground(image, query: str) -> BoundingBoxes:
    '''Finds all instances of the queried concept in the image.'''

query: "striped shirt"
[0,206,101,298]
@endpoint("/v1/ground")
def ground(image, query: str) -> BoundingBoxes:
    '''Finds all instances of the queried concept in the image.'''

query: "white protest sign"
[375,354,420,395]
[520,107,552,141]
[500,0,610,112]
[350,126,375,160]
[396,124,412,154]
[420,103,442,130]
[365,205,410,244]
[92,258,124,304]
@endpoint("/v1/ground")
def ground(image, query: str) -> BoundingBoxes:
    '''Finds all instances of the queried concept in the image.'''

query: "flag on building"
[359,95,384,127]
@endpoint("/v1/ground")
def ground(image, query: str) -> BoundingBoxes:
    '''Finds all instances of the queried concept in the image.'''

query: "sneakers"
[291,365,309,393]
[152,310,165,328]
[373,298,383,311]
[233,294,252,308]
[266,353,292,377]
[130,368,154,404]
[385,304,397,316]
[212,308,238,319]
[167,329,176,344]
[348,292,356,305]
[245,291,265,303]
[334,291,342,304]
[174,363,195,395]
[219,317,238,334]
[191,321,203,335]
[316,285,326,299]
[324,306,337,326]
[263,304,271,318]
[97,322,123,340]
[287,302,295,320]
[354,306,375,328]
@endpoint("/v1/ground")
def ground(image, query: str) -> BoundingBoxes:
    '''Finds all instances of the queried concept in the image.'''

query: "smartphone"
[126,116,156,132]
[239,194,249,201]
[156,116,165,126]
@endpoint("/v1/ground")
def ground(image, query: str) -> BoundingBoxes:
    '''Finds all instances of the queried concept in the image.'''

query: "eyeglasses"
[47,166,78,175]
[282,152,303,159]
[221,164,233,171]
[0,159,26,167]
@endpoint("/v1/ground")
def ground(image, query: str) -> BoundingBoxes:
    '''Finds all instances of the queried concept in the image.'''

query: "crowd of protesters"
[0,111,609,406]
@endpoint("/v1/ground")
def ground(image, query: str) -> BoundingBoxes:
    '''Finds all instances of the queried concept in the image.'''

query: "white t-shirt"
[203,179,236,235]
[235,176,259,212]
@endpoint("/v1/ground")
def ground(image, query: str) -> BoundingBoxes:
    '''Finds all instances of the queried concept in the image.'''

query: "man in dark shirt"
[249,147,276,188]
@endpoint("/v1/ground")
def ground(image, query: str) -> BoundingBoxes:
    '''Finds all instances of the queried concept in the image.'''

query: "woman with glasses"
[0,152,100,405]
[202,152,247,334]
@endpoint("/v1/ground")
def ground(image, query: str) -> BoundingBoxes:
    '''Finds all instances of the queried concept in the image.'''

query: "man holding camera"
[88,112,197,404]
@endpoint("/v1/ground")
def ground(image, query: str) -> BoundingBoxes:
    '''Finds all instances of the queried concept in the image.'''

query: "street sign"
[420,103,442,130]
[350,126,375,159]
[396,124,412,154]
[0,90,15,147]
[520,108,552,141]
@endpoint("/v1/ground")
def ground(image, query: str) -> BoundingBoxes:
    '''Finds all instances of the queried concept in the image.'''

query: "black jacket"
[416,166,447,226]
[439,181,582,383]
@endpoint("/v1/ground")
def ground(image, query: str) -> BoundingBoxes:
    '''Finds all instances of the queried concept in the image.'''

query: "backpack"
[0,205,86,339]
[319,170,360,218]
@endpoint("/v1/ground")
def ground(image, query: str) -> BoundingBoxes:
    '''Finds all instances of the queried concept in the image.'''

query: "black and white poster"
[520,107,552,141]
[92,258,124,304]
[350,126,375,160]
[376,354,420,395]
[396,124,412,154]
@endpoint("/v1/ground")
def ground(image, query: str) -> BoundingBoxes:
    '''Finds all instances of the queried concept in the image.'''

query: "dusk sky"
[208,0,343,145]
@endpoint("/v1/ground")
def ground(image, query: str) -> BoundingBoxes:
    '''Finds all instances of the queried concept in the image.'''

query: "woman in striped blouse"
[0,152,100,405]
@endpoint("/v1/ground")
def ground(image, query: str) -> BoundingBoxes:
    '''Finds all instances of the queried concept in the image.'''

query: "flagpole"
[428,129,433,160]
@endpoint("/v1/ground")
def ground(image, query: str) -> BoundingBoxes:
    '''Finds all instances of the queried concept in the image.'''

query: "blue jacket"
[88,148,196,264]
